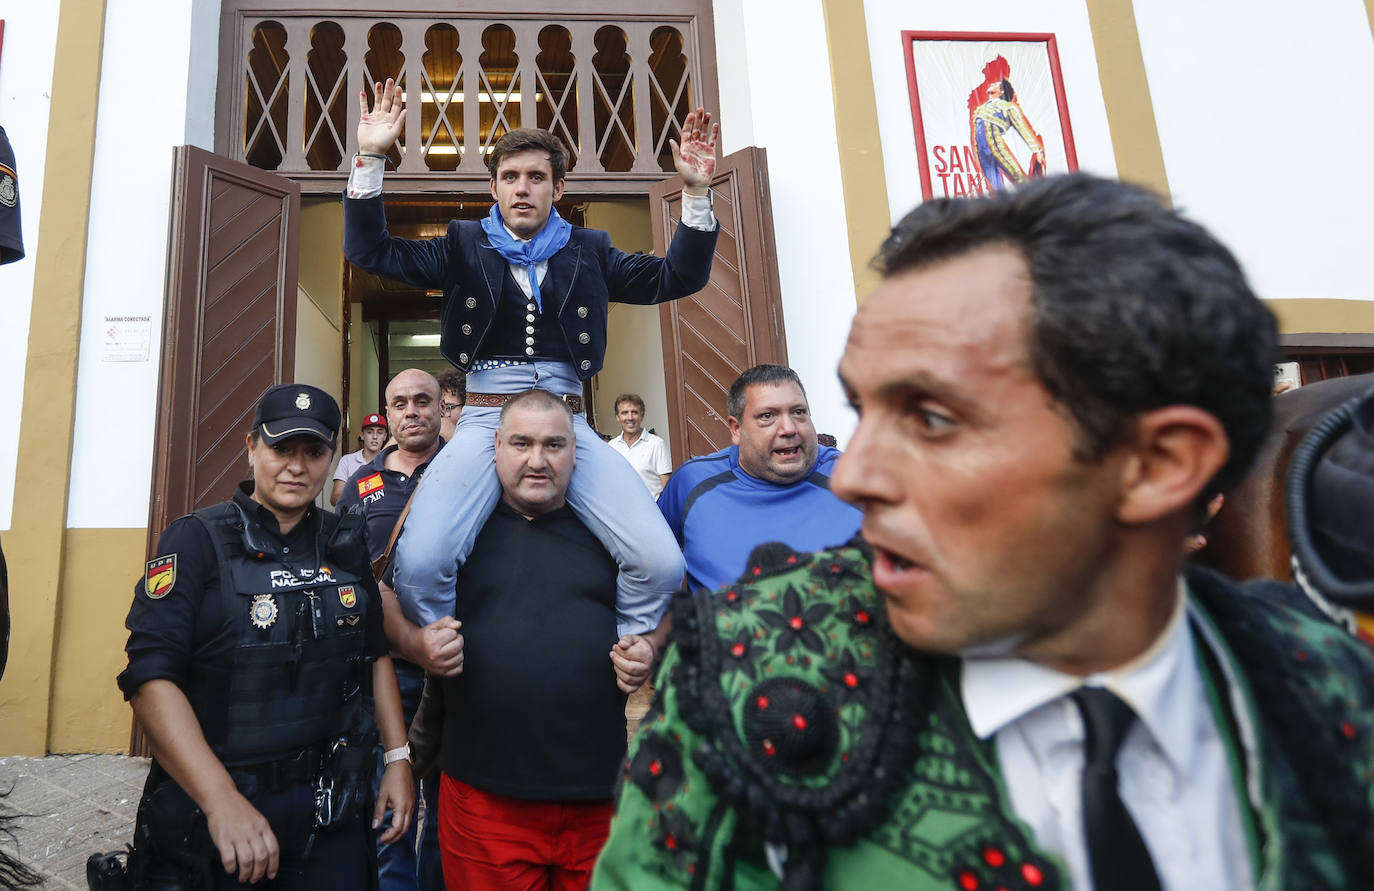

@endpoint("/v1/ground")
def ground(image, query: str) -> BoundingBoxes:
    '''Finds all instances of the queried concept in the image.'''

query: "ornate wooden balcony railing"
[216,3,718,194]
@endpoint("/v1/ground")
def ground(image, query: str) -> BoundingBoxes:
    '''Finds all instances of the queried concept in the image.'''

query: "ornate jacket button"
[525,326,535,335]
[527,303,536,312]
[526,314,535,323]
[461,324,472,335]
[580,359,591,371]
[459,352,470,363]
[577,306,588,318]
[526,347,535,356]
[465,297,477,309]
[579,333,590,344]
[525,336,535,346]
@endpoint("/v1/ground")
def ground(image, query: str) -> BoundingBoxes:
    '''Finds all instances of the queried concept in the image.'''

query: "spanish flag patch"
[357,472,384,498]
[145,555,177,599]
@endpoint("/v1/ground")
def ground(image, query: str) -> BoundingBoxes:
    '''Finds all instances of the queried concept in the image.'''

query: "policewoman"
[117,385,413,889]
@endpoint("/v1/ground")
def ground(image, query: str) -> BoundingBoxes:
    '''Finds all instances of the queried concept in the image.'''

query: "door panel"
[150,145,301,531]
[652,146,786,463]
[135,146,300,754]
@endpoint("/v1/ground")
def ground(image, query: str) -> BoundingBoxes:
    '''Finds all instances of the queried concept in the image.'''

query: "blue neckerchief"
[480,204,572,312]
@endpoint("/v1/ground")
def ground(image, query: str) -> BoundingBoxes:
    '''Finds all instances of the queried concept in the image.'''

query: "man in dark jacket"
[343,79,718,656]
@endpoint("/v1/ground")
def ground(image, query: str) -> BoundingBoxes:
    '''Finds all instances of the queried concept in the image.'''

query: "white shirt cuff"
[680,190,716,231]
[346,154,386,199]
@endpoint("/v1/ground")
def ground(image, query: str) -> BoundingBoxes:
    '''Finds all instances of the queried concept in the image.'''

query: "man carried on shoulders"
[343,79,719,646]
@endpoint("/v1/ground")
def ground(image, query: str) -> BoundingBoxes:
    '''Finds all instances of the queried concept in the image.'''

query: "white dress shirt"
[961,586,1256,891]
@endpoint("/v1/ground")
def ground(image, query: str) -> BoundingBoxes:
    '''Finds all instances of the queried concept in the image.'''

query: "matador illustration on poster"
[968,56,1045,191]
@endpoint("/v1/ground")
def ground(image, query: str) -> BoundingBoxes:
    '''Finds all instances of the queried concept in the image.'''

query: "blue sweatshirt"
[658,444,863,592]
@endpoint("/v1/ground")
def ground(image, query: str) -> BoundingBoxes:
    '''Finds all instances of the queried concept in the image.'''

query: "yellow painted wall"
[299,201,345,330]
[582,199,676,443]
[821,0,891,301]
[0,0,107,756]
[1269,298,1374,335]
[47,528,144,753]
[350,307,381,424]
[296,285,344,394]
[1083,0,1170,200]
[297,200,345,400]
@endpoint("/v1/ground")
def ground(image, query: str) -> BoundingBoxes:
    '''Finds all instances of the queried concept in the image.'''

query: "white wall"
[1133,0,1374,303]
[0,6,61,531]
[582,198,675,443]
[716,0,857,443]
[864,0,1119,225]
[349,309,380,425]
[295,286,344,396]
[719,0,1122,445]
[66,0,220,527]
[295,285,344,511]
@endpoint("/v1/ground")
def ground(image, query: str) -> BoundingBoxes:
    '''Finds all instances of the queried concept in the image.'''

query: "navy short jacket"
[344,196,718,379]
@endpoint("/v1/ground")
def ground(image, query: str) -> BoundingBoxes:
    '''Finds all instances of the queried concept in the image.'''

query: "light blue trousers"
[391,362,683,635]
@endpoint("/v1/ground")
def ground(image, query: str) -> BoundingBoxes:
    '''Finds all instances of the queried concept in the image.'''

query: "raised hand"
[669,108,719,195]
[358,78,406,155]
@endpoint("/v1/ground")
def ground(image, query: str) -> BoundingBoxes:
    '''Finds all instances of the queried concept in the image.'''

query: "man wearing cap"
[332,412,389,506]
[337,367,448,891]
[343,79,718,654]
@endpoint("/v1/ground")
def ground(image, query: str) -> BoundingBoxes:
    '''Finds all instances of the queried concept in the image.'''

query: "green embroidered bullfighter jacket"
[592,541,1374,891]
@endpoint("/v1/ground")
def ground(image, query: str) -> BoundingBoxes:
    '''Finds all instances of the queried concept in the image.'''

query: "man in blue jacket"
[343,80,719,658]
[658,364,862,592]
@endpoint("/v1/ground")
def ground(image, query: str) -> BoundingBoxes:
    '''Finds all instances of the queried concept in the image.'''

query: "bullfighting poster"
[903,31,1077,200]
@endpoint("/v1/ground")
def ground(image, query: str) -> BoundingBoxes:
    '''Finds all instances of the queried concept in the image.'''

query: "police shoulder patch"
[145,555,177,599]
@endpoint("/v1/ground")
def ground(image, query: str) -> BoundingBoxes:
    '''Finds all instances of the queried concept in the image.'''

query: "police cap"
[253,384,340,447]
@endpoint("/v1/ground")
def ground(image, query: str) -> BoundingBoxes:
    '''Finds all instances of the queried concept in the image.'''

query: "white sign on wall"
[101,313,152,362]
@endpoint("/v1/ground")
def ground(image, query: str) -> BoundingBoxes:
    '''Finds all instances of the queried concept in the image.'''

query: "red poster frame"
[902,30,1077,200]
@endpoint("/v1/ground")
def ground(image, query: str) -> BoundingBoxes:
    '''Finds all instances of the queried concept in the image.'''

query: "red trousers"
[437,773,614,891]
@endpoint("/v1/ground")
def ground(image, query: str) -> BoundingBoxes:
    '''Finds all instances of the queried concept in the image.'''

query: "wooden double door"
[149,143,784,527]
[136,144,784,751]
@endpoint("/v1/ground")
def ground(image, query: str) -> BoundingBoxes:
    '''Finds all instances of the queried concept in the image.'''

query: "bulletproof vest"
[476,266,573,364]
[192,502,373,765]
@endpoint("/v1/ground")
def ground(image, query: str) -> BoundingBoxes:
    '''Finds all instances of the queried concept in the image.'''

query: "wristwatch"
[383,743,411,766]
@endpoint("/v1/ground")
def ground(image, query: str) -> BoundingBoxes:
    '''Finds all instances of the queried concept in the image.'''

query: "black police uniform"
[119,484,387,890]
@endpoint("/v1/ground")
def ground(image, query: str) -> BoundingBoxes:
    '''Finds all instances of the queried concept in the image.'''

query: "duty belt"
[228,742,328,793]
[465,391,583,413]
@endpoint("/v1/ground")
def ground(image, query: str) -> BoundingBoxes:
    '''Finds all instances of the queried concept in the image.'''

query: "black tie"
[1071,687,1162,891]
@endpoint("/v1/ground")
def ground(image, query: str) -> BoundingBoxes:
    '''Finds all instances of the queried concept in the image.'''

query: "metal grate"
[219,8,715,194]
